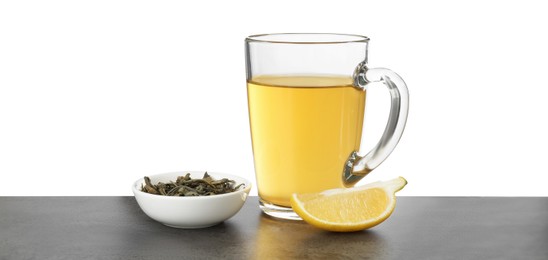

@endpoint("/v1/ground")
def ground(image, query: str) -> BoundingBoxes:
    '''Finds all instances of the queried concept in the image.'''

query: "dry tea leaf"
[141,172,245,196]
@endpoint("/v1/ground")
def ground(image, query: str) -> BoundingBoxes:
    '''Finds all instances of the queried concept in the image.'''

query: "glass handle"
[343,65,409,186]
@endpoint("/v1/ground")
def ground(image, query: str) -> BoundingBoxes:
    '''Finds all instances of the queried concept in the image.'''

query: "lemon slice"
[290,177,407,232]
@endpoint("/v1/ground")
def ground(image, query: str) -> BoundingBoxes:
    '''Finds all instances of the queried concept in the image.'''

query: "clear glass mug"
[245,33,409,219]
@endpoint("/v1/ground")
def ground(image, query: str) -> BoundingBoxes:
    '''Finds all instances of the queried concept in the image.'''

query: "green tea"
[247,75,366,206]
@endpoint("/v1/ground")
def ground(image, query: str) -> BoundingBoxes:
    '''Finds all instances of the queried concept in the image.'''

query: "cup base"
[259,199,302,220]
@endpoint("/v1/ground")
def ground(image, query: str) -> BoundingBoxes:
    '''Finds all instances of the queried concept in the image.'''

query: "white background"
[1,0,547,196]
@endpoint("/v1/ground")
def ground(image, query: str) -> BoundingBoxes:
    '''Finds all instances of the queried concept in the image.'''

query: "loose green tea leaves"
[141,172,245,196]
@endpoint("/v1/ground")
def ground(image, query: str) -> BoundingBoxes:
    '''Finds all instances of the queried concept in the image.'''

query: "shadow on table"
[251,214,391,259]
[114,197,248,259]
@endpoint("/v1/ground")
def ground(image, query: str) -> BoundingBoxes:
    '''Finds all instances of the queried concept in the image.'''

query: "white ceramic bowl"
[132,171,252,228]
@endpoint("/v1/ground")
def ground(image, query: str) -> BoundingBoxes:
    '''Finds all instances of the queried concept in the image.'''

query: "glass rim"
[246,33,370,44]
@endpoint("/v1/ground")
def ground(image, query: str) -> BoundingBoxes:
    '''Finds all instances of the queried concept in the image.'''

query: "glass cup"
[245,33,409,219]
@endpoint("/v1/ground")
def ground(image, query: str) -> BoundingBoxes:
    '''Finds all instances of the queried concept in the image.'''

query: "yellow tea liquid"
[247,75,366,207]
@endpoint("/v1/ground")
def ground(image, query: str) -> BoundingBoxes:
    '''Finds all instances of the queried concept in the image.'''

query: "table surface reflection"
[0,196,547,259]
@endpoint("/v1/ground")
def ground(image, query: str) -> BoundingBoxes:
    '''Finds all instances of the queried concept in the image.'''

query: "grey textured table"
[0,197,547,260]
